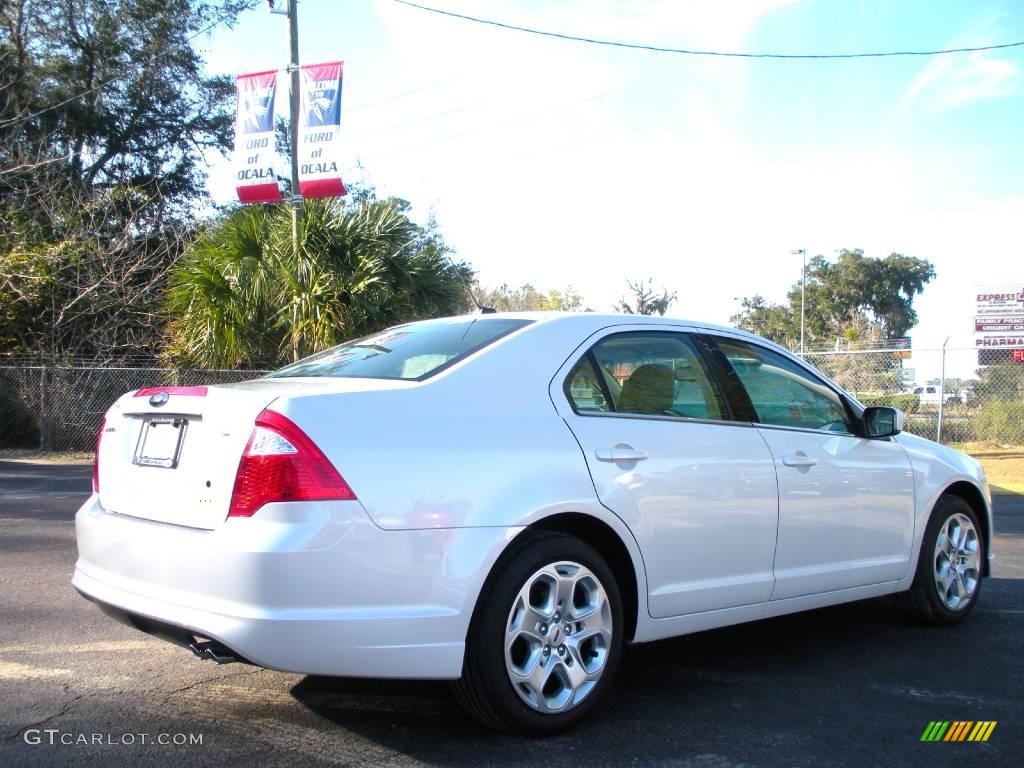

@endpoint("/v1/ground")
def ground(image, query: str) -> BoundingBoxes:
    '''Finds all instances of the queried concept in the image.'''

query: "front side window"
[712,337,852,433]
[268,317,532,381]
[566,332,726,420]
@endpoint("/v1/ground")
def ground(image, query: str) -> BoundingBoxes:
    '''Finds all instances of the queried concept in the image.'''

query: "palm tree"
[164,196,473,369]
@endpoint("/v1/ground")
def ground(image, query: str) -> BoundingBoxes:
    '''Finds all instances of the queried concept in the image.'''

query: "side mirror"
[864,406,904,438]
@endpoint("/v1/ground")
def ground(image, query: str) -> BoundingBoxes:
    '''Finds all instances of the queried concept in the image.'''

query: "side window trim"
[562,329,740,425]
[562,353,612,414]
[701,333,860,436]
[693,334,754,422]
[588,350,617,412]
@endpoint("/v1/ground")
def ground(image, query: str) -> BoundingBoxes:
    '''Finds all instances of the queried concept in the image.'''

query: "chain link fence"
[1,345,1022,452]
[0,365,269,451]
[804,345,1024,444]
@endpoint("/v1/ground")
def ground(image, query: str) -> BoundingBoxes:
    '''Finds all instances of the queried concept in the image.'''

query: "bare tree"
[616,278,677,316]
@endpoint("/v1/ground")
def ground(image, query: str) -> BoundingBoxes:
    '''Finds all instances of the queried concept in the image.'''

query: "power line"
[392,0,1024,60]
[346,79,454,113]
[0,8,243,129]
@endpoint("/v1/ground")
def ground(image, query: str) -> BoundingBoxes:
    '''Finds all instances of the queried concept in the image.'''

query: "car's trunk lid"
[96,377,413,529]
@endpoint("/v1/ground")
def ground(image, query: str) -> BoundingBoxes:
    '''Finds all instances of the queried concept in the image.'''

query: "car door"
[553,328,780,618]
[702,334,915,600]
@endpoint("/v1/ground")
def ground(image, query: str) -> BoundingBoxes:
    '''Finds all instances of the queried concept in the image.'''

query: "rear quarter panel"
[269,316,613,532]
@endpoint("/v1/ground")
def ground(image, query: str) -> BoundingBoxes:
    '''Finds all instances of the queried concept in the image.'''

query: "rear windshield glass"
[266,317,533,381]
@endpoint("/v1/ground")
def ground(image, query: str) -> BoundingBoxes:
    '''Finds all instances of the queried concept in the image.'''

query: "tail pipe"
[189,640,240,665]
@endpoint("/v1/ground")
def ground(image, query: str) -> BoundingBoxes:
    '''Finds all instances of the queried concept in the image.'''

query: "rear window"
[266,317,532,381]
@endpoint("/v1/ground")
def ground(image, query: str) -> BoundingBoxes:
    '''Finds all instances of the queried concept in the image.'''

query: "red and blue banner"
[298,60,347,199]
[234,69,282,204]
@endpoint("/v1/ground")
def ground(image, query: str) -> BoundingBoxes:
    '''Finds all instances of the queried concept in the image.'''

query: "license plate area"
[132,417,188,469]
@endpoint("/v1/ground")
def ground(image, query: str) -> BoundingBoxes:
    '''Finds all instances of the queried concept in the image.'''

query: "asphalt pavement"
[0,459,1021,767]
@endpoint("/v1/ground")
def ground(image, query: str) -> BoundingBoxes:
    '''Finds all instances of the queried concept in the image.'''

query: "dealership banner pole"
[287,0,303,361]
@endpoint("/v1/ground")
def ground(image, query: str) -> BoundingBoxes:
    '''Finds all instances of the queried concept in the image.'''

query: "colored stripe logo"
[920,721,997,742]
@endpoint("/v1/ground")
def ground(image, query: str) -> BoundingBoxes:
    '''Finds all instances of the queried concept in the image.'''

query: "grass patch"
[0,449,93,464]
[953,442,1024,495]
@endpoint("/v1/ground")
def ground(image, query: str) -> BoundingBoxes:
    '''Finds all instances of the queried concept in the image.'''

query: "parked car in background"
[912,385,942,405]
[74,313,992,734]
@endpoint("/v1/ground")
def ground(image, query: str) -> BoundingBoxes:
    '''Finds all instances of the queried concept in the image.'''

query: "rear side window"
[711,337,852,433]
[566,332,726,420]
[268,318,532,381]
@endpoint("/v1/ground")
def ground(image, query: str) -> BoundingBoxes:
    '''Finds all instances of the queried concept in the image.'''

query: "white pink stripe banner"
[298,60,347,199]
[234,69,282,204]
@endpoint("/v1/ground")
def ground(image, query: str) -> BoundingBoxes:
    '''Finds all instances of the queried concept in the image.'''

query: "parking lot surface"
[1,459,1021,767]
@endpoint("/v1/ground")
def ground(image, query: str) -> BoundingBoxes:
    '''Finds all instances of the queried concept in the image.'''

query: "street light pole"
[792,249,807,356]
[937,336,950,443]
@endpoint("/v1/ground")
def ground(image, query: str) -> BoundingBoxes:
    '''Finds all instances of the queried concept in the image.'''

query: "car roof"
[447,310,769,345]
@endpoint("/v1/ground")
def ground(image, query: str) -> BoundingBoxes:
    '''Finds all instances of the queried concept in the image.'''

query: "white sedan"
[74,313,991,734]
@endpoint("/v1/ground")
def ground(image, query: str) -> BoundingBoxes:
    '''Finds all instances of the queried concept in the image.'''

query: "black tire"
[901,495,984,625]
[453,530,624,736]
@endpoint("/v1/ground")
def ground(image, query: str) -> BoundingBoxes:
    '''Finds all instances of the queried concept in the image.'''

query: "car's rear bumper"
[73,494,520,679]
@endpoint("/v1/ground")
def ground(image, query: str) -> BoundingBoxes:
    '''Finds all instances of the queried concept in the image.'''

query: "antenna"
[447,256,497,314]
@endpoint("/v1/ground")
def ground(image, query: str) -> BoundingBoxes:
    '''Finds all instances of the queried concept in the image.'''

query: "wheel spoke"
[578,598,611,636]
[562,650,590,691]
[554,570,577,616]
[949,521,964,552]
[522,656,556,712]
[509,601,553,642]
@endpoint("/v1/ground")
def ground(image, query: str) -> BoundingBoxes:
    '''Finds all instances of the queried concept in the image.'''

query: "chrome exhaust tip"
[189,639,239,665]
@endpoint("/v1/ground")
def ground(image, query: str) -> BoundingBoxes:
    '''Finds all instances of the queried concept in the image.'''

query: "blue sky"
[201,0,1023,378]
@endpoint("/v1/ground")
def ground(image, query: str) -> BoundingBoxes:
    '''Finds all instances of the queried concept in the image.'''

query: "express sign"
[975,286,1024,316]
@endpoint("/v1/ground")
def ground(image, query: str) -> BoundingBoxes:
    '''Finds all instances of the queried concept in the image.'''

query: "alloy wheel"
[503,561,613,713]
[933,512,980,611]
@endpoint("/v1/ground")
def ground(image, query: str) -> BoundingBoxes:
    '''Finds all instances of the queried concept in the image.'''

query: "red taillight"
[92,416,106,494]
[134,386,208,398]
[228,409,355,518]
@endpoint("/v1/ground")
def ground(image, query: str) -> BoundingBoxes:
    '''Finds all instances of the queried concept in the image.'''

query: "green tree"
[476,283,588,312]
[164,196,473,368]
[973,363,1024,404]
[731,295,797,348]
[0,0,254,359]
[731,249,935,348]
[616,277,677,316]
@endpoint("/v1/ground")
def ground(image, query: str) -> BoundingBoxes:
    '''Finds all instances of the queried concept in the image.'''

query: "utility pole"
[792,248,807,356]
[270,0,304,360]
[287,0,301,220]
[287,0,303,361]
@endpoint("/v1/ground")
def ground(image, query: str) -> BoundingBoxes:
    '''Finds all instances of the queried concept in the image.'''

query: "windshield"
[267,317,533,380]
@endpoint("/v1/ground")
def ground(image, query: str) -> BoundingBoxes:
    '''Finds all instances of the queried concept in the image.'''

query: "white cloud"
[902,14,1019,114]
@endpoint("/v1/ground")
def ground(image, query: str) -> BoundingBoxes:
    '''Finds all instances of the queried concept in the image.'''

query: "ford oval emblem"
[149,391,170,407]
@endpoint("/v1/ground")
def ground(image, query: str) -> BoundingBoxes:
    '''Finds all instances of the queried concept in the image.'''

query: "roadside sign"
[974,285,1024,364]
[891,337,911,360]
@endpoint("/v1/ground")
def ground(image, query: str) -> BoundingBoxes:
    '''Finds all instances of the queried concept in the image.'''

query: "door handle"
[782,452,818,468]
[595,445,648,463]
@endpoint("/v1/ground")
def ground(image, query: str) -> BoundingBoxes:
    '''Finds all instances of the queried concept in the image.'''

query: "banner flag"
[234,69,281,204]
[298,60,347,199]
